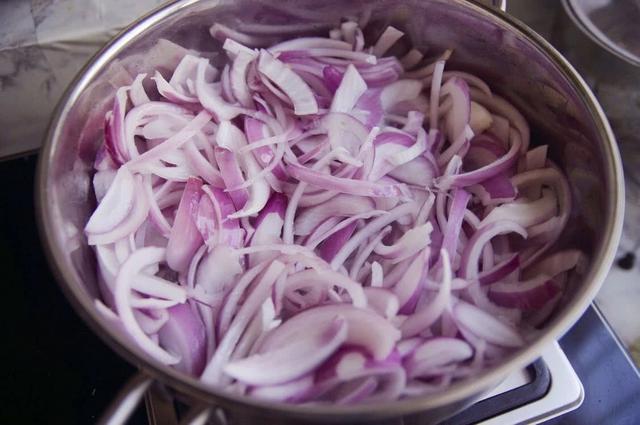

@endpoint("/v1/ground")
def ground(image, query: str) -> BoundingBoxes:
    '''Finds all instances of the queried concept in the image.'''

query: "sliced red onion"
[250,211,284,267]
[373,26,404,57]
[249,374,315,402]
[523,249,585,280]
[270,37,353,53]
[318,221,357,261]
[224,317,347,385]
[330,202,417,270]
[387,127,427,167]
[88,23,582,404]
[210,23,276,48]
[438,126,474,167]
[460,221,527,280]
[104,87,129,164]
[223,38,257,58]
[214,147,249,209]
[513,166,572,268]
[170,54,205,92]
[349,226,393,280]
[86,167,135,234]
[330,64,367,113]
[129,73,150,106]
[284,269,367,308]
[482,188,557,229]
[288,163,410,199]
[469,101,493,135]
[469,173,518,206]
[322,112,370,156]
[441,189,471,260]
[258,51,318,116]
[437,129,521,189]
[387,156,436,186]
[294,194,373,236]
[404,49,452,79]
[166,177,203,273]
[465,282,522,325]
[279,49,377,65]
[202,260,286,384]
[401,250,452,337]
[393,250,428,314]
[158,304,207,375]
[489,113,510,144]
[364,288,400,319]
[197,186,244,249]
[230,51,255,108]
[334,377,378,404]
[440,77,471,143]
[443,71,491,96]
[488,275,559,310]
[454,301,524,348]
[404,338,473,378]
[525,145,548,171]
[153,70,198,103]
[323,65,343,93]
[195,58,245,121]
[478,254,519,286]
[259,304,400,360]
[126,109,212,168]
[114,247,180,364]
[374,223,432,263]
[87,176,150,246]
[216,260,273,339]
[217,121,271,218]
[380,79,423,111]
[470,88,530,152]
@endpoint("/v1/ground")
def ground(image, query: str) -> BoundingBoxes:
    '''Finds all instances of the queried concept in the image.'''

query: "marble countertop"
[0,0,165,158]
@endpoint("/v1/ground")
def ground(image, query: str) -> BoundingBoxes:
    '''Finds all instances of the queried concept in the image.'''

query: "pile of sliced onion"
[87,19,585,404]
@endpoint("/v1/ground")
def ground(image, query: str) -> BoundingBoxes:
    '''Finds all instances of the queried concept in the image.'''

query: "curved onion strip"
[114,247,180,364]
[202,260,286,384]
[401,250,453,337]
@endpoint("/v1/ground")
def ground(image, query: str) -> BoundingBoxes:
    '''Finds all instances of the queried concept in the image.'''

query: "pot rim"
[35,0,624,419]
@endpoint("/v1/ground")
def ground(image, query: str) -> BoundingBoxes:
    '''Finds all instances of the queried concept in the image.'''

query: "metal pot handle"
[97,373,220,425]
[98,373,152,425]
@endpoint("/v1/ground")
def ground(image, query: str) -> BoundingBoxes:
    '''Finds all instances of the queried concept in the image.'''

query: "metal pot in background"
[558,1,640,189]
[36,0,624,424]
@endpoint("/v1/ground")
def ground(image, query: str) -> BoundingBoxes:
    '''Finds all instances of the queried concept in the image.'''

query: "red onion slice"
[224,317,347,386]
[258,51,318,116]
[330,64,367,113]
[85,167,136,234]
[259,304,401,360]
[405,338,473,379]
[166,177,204,273]
[158,304,207,375]
[488,275,559,310]
[453,301,525,348]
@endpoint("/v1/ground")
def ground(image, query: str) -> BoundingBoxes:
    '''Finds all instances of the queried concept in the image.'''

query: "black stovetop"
[1,155,639,425]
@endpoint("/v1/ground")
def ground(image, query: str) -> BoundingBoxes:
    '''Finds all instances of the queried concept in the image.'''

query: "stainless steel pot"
[36,0,625,423]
